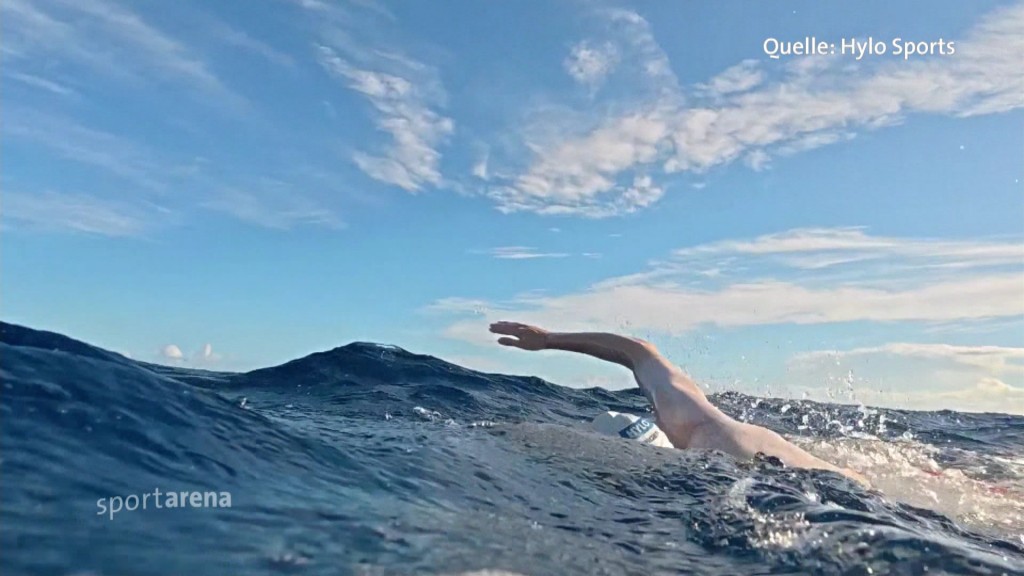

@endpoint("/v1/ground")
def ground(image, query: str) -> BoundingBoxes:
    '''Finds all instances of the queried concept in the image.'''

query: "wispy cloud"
[696,60,764,96]
[443,275,1023,342]
[485,246,571,260]
[602,8,679,92]
[472,149,490,181]
[316,47,452,192]
[435,227,1024,339]
[4,105,348,232]
[2,190,162,237]
[485,9,679,217]
[2,0,244,107]
[5,71,77,97]
[484,3,1024,217]
[564,40,619,91]
[487,111,672,217]
[203,182,346,230]
[192,12,296,69]
[434,228,1023,410]
[791,343,1024,376]
[4,109,165,191]
[635,227,1024,288]
[422,297,499,316]
[297,0,454,194]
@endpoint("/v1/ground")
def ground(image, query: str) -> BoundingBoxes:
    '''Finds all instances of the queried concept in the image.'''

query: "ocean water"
[1,321,1022,576]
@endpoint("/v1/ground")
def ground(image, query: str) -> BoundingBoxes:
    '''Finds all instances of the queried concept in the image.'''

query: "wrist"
[543,331,566,349]
[540,332,553,349]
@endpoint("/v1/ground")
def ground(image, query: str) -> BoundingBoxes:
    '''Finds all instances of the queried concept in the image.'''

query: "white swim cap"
[591,411,674,449]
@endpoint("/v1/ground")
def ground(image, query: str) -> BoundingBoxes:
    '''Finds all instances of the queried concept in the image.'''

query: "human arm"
[488,321,657,370]
[488,321,712,423]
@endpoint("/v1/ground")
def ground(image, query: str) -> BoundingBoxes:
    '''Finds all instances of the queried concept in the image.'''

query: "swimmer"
[489,321,868,485]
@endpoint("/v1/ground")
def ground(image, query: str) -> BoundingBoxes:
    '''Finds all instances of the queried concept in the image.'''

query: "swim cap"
[591,411,674,448]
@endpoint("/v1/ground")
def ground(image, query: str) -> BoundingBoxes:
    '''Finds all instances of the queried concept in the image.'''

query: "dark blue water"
[1,321,1022,576]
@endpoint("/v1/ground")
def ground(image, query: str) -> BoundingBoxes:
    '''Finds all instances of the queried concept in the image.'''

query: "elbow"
[626,338,660,367]
[632,337,658,354]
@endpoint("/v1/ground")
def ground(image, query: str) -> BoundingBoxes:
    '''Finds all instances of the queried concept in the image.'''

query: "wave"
[1,321,1021,576]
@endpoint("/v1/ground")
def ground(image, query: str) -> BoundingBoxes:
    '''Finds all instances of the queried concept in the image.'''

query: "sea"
[1,321,1022,576]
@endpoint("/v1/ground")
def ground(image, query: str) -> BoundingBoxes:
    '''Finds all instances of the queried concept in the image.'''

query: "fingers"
[489,321,527,335]
[496,337,521,348]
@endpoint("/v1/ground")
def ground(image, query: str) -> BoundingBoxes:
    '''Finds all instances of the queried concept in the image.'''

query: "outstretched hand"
[489,321,550,351]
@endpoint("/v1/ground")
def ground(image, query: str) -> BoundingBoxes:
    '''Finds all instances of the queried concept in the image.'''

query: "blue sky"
[2,0,1022,413]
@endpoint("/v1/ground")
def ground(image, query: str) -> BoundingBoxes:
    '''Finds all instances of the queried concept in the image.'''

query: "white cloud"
[673,227,1024,263]
[663,5,1023,174]
[193,343,222,365]
[161,344,184,361]
[744,150,771,171]
[804,377,1024,416]
[929,379,1024,414]
[433,228,1024,339]
[441,275,1024,341]
[156,342,224,366]
[786,343,1024,414]
[480,8,683,218]
[431,228,1023,411]
[564,41,619,90]
[422,297,499,316]
[472,150,490,181]
[292,0,330,11]
[485,3,1024,216]
[697,60,764,96]
[603,8,678,91]
[486,246,570,260]
[803,379,1024,415]
[2,190,158,237]
[317,45,453,192]
[791,343,1024,376]
[487,110,672,216]
[654,227,1024,291]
